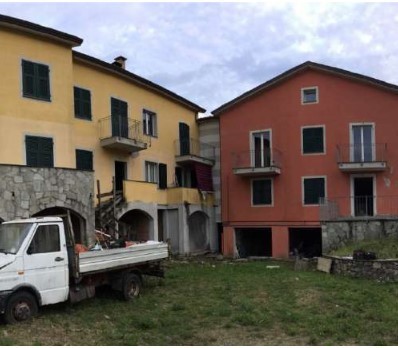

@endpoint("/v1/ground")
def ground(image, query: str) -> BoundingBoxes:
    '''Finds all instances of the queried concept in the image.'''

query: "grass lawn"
[0,259,397,345]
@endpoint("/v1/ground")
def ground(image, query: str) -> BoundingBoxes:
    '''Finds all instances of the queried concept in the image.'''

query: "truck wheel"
[122,273,142,301]
[4,291,38,324]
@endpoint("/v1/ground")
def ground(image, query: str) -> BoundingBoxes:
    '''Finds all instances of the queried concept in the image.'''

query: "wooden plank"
[317,257,332,273]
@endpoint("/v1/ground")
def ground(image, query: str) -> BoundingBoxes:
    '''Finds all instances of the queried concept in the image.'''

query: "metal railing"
[336,143,387,163]
[320,195,398,221]
[99,115,148,144]
[232,148,282,169]
[174,138,215,160]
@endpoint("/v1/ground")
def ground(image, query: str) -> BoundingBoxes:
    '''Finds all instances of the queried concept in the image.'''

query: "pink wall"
[219,68,398,257]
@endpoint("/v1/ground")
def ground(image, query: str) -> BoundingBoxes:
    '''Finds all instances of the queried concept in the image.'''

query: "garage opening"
[235,228,272,258]
[119,209,152,241]
[289,227,322,258]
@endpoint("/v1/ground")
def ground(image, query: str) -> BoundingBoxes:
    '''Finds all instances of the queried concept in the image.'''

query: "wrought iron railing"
[320,195,398,221]
[99,115,148,144]
[232,148,282,169]
[336,143,387,163]
[174,138,215,160]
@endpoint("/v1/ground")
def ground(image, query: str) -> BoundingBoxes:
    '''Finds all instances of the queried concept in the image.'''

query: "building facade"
[213,61,398,258]
[0,14,216,254]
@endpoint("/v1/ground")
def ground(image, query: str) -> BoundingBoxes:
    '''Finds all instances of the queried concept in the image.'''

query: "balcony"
[320,195,398,221]
[336,143,387,172]
[174,138,215,166]
[99,115,148,153]
[232,149,282,177]
[123,180,214,206]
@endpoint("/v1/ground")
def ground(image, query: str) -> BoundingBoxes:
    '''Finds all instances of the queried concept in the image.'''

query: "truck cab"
[0,217,70,322]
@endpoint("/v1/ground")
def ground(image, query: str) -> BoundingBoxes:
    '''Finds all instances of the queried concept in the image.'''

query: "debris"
[104,315,111,320]
[317,257,332,273]
[266,265,280,269]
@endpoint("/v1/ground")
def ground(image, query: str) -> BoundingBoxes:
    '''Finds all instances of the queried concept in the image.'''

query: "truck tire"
[4,291,38,324]
[122,273,142,301]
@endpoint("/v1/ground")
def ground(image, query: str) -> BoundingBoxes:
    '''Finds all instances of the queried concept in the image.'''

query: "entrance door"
[179,123,190,156]
[115,161,127,191]
[24,223,69,305]
[252,131,271,167]
[352,125,373,162]
[353,177,374,216]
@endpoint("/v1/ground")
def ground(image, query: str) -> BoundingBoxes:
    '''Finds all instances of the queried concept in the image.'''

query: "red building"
[213,61,398,259]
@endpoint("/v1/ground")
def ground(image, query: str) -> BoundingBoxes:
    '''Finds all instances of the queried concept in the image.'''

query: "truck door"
[23,223,69,305]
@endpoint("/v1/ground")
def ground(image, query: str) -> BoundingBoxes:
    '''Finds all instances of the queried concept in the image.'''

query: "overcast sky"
[1,2,398,114]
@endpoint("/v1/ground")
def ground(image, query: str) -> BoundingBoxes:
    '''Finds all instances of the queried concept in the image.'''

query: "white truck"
[0,216,169,324]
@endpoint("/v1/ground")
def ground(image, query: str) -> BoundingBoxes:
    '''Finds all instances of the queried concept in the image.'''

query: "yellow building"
[0,14,217,254]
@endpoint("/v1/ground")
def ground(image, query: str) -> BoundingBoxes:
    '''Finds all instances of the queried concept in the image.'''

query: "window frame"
[249,129,272,167]
[301,125,326,155]
[302,176,327,206]
[74,86,92,121]
[21,59,51,102]
[251,178,274,207]
[301,86,319,105]
[145,161,158,183]
[27,224,61,254]
[142,109,157,137]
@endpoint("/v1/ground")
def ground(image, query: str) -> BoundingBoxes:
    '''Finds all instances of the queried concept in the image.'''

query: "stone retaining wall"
[0,164,94,240]
[322,219,398,253]
[325,256,398,282]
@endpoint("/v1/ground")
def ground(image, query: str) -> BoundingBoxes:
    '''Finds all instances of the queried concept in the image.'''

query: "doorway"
[115,161,127,191]
[289,228,322,258]
[235,228,272,258]
[352,176,374,216]
[351,124,374,162]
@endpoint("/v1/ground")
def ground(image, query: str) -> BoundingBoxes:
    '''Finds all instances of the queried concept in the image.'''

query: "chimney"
[113,56,127,69]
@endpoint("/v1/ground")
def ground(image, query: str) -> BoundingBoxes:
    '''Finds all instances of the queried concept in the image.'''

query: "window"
[252,179,272,206]
[158,163,167,190]
[351,124,374,162]
[22,60,51,101]
[302,126,325,154]
[301,87,318,104]
[251,130,271,167]
[28,225,60,254]
[145,161,158,183]
[76,149,93,171]
[74,87,92,120]
[25,136,54,167]
[175,167,197,188]
[143,109,157,137]
[303,177,326,205]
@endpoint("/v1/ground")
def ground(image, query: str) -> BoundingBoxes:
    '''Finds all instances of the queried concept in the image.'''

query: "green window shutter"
[252,179,272,205]
[76,149,93,171]
[158,163,167,190]
[26,136,53,167]
[304,178,325,205]
[303,127,324,154]
[37,64,50,100]
[22,60,35,97]
[74,87,92,120]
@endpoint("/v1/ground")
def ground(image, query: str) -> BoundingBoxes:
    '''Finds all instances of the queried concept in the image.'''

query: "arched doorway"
[33,207,86,244]
[119,209,153,242]
[188,211,209,253]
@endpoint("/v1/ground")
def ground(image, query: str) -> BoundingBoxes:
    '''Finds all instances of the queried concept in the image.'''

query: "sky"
[1,2,398,114]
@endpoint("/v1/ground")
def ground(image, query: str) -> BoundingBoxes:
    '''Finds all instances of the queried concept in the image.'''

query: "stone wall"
[0,164,94,240]
[322,219,398,253]
[325,256,398,282]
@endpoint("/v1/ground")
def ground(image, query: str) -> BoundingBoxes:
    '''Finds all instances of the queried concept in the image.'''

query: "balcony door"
[251,130,271,168]
[179,122,190,156]
[351,124,373,162]
[111,97,128,138]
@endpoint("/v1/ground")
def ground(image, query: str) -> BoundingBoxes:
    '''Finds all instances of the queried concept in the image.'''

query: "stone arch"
[119,209,154,242]
[188,211,209,253]
[32,207,86,244]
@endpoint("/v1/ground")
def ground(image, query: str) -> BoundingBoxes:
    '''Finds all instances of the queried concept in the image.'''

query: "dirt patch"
[296,288,321,306]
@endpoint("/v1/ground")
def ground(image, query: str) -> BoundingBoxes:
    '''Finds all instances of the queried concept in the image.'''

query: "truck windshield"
[0,223,33,254]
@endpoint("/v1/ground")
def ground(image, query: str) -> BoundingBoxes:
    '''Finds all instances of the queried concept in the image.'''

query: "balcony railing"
[336,143,387,172]
[174,138,215,166]
[232,148,282,176]
[320,195,398,221]
[99,115,148,153]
